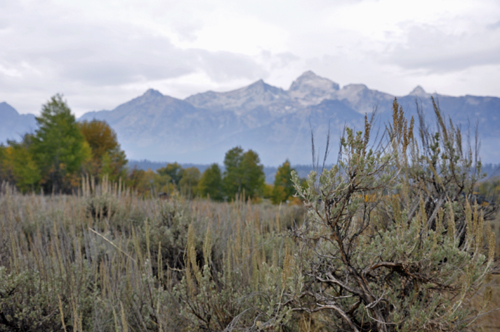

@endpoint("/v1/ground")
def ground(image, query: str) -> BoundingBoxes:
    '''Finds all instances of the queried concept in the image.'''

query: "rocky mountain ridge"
[2,71,499,165]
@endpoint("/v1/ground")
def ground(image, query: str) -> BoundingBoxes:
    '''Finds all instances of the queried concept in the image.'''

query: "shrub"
[285,98,497,331]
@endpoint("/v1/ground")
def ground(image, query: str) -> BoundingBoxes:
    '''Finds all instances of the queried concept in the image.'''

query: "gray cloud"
[384,24,500,73]
[260,51,300,70]
[198,50,268,82]
[487,20,500,30]
[0,9,267,94]
[1,0,500,117]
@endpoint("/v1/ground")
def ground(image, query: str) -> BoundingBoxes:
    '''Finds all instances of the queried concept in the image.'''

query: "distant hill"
[3,71,500,165]
[127,160,335,184]
[128,159,500,184]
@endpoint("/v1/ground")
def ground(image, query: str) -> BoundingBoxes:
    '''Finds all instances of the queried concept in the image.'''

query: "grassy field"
[0,181,307,331]
[0,180,499,331]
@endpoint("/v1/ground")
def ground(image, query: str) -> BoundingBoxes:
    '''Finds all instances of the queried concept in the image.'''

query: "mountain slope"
[0,102,37,143]
[79,89,246,161]
[213,99,366,165]
[185,79,298,116]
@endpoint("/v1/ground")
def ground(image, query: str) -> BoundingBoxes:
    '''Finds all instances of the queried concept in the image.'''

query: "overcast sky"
[1,0,499,116]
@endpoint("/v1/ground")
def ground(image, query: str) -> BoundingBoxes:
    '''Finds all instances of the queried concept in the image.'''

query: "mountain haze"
[3,71,500,165]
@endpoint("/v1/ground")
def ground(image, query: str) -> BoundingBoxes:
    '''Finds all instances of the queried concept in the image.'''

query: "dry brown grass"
[1,179,498,331]
[0,181,307,331]
[470,213,500,332]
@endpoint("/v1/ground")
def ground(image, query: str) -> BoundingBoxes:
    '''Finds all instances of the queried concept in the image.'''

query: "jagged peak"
[247,79,266,88]
[298,70,319,79]
[0,101,18,116]
[289,71,339,91]
[0,101,14,108]
[409,86,427,96]
[243,79,286,95]
[142,88,164,97]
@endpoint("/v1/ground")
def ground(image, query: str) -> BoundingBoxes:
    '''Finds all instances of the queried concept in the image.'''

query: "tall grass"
[0,180,305,331]
[0,178,498,331]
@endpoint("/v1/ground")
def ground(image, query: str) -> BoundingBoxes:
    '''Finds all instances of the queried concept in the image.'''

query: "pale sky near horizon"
[1,0,499,116]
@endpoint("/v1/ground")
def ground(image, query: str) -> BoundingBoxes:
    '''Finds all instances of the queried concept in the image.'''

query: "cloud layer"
[0,0,499,116]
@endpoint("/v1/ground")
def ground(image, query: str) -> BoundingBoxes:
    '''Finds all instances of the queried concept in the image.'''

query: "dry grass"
[0,179,498,331]
[470,215,500,332]
[0,181,306,331]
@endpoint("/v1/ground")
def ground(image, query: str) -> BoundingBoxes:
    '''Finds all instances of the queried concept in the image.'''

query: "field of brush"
[0,181,308,331]
[0,181,499,331]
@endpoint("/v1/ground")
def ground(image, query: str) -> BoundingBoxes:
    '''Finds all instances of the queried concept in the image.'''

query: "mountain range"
[2,71,500,165]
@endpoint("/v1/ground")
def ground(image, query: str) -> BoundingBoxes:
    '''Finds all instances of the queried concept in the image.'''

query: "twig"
[88,228,136,263]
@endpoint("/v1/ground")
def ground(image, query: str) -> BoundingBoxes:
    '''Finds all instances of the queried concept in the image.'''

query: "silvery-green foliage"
[286,100,496,332]
[0,265,97,332]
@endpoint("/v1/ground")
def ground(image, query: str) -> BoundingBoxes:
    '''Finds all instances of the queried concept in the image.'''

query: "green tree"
[126,167,160,196]
[5,140,41,193]
[179,167,200,199]
[271,159,295,204]
[0,144,15,185]
[222,147,244,199]
[198,163,223,201]
[286,99,496,331]
[30,95,91,192]
[79,119,127,181]
[223,147,265,200]
[240,149,265,199]
[157,162,185,186]
[0,137,41,192]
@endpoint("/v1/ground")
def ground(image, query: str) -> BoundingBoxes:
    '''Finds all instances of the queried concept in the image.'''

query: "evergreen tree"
[198,163,223,201]
[272,159,295,204]
[30,94,91,193]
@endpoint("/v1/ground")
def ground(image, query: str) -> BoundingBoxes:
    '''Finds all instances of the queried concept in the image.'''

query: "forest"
[0,95,499,331]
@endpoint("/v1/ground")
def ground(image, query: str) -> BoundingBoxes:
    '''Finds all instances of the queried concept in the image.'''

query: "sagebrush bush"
[284,99,497,331]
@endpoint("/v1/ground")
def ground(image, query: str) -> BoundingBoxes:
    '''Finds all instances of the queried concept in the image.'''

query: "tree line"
[0,95,298,203]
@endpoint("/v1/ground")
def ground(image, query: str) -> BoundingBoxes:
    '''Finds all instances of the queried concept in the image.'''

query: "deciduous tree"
[1,139,41,193]
[158,162,185,186]
[272,159,295,204]
[79,119,127,182]
[179,167,200,199]
[223,147,265,200]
